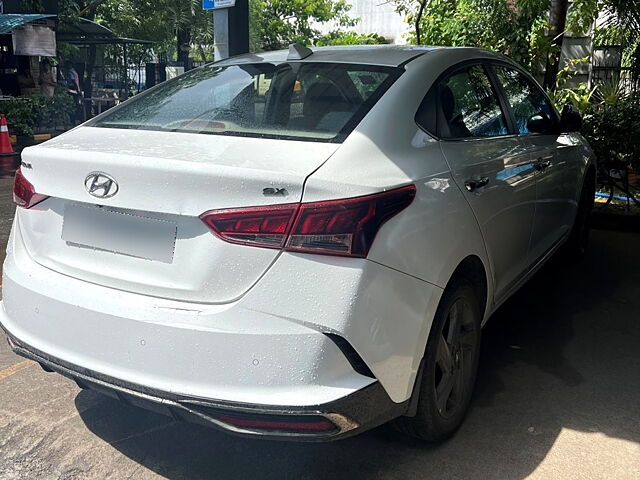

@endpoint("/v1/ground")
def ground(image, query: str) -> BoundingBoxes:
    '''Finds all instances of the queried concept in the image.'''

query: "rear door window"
[438,65,509,139]
[493,66,557,134]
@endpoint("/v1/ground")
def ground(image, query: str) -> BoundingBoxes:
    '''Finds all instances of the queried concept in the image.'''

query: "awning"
[0,13,56,34]
[57,18,153,45]
[0,14,152,46]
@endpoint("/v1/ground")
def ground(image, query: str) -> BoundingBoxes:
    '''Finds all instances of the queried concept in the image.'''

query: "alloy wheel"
[434,298,478,418]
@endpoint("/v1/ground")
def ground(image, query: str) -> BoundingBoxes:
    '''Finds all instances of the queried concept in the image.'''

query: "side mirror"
[559,104,582,133]
[527,113,553,134]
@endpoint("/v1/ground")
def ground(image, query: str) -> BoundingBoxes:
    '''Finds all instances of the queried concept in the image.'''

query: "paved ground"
[0,175,639,480]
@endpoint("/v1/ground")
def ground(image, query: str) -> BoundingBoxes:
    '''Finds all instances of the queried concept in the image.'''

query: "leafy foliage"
[0,93,75,136]
[57,0,213,62]
[553,83,597,113]
[58,0,374,60]
[392,0,604,75]
[545,58,600,116]
[0,98,38,137]
[18,0,44,12]
[605,0,640,32]
[316,31,388,46]
[394,0,552,70]
[582,97,640,171]
[599,0,640,87]
[596,79,628,105]
[249,0,356,51]
[566,0,599,37]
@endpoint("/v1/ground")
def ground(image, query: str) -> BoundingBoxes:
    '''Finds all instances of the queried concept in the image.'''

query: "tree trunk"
[543,0,570,91]
[415,0,428,45]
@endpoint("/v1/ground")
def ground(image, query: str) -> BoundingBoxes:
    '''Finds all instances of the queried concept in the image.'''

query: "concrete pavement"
[0,175,638,479]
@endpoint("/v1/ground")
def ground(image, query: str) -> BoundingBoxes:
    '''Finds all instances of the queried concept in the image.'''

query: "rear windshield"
[92,62,402,143]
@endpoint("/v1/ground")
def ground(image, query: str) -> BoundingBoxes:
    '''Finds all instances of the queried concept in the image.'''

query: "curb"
[10,133,52,146]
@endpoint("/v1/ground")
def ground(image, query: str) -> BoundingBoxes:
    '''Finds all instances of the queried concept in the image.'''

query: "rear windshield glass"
[92,62,402,143]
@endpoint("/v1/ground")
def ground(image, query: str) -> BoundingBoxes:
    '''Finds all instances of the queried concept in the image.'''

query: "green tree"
[249,0,357,51]
[92,0,214,63]
[393,0,609,84]
[543,0,599,90]
[394,0,549,70]
[315,31,388,46]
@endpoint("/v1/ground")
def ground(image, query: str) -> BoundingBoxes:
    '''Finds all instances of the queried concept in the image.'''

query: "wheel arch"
[447,255,489,322]
[405,253,490,416]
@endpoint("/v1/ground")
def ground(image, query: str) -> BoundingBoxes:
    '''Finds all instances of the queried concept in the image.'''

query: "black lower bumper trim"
[3,328,408,442]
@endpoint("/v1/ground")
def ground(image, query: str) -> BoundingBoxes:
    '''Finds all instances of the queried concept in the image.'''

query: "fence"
[591,45,637,93]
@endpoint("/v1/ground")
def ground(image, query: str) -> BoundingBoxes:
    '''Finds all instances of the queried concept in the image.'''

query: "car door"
[434,63,538,300]
[491,65,581,265]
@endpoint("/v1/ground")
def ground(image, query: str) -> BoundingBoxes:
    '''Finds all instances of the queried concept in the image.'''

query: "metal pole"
[213,9,230,60]
[123,43,128,98]
[212,0,249,61]
[227,0,249,57]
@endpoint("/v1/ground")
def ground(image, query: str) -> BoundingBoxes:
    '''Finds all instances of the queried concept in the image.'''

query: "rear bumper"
[0,255,377,408]
[3,217,441,404]
[4,329,406,441]
[2,213,441,440]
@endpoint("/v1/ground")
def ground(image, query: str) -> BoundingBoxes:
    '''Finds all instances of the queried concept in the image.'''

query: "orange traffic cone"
[0,114,18,174]
[0,114,14,155]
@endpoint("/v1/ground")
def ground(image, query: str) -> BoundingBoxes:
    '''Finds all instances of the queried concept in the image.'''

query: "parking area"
[0,174,639,480]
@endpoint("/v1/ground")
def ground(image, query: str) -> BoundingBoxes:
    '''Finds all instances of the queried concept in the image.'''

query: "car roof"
[214,45,485,68]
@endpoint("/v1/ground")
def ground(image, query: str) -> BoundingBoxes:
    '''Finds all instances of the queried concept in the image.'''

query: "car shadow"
[75,229,640,480]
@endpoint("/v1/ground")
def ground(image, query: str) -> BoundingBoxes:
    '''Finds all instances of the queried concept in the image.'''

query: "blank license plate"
[62,204,177,263]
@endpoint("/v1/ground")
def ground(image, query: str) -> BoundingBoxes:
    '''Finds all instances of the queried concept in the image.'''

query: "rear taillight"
[13,168,48,209]
[199,204,298,248]
[200,185,416,258]
[287,185,416,256]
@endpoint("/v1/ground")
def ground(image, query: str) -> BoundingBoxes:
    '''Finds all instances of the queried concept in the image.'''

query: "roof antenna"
[287,43,313,60]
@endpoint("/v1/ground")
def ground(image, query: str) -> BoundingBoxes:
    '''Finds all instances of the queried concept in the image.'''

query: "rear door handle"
[535,157,552,171]
[465,177,489,192]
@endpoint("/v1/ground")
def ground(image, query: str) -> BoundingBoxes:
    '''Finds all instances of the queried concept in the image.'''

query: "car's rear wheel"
[393,278,481,441]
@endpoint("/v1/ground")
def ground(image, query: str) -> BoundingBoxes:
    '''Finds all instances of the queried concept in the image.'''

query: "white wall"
[317,0,409,44]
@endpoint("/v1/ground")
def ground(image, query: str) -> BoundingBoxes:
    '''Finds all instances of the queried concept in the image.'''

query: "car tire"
[563,173,595,260]
[393,278,481,442]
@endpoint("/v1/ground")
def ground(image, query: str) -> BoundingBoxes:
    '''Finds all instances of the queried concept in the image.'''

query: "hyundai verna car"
[1,45,595,441]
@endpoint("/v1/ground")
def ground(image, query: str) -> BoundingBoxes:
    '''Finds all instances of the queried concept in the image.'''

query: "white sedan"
[2,44,595,441]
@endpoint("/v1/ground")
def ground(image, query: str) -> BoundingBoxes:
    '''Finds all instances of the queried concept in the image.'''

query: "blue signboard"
[203,0,236,10]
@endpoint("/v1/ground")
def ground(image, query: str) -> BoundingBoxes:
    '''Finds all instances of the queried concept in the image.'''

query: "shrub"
[581,96,640,171]
[0,97,39,136]
[39,92,75,130]
[0,92,75,136]
[315,31,388,46]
